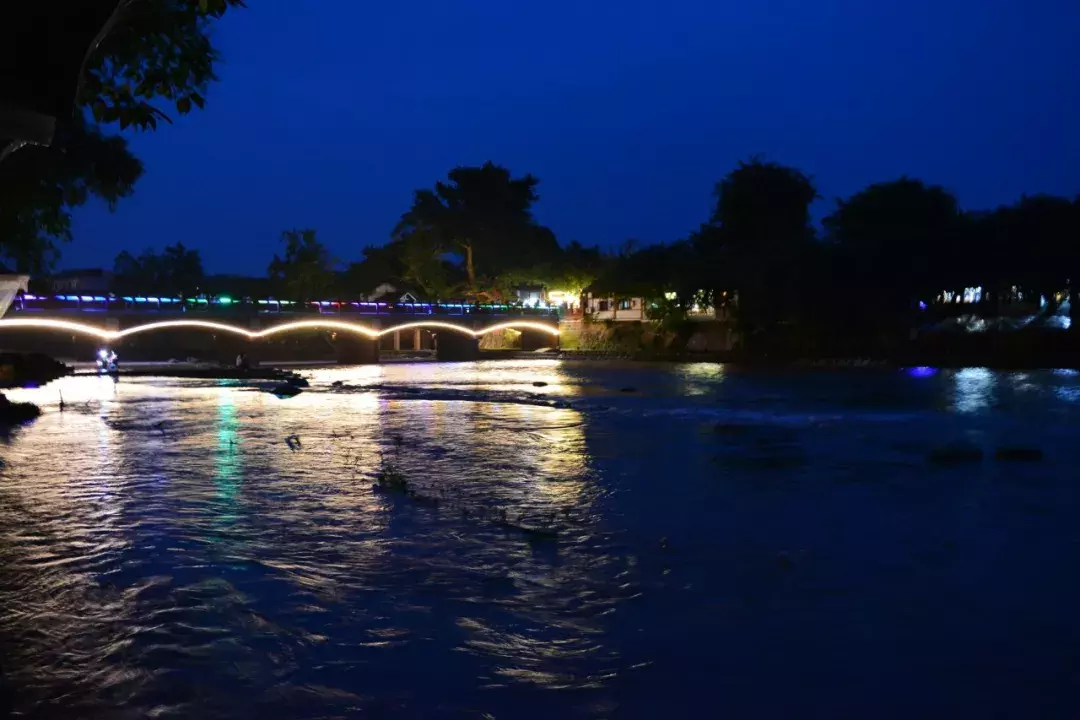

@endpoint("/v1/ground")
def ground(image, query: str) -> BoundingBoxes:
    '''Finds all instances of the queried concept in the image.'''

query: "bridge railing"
[12,293,561,319]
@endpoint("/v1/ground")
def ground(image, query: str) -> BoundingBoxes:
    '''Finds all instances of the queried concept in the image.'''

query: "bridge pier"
[435,331,479,361]
[336,334,380,364]
[520,328,559,352]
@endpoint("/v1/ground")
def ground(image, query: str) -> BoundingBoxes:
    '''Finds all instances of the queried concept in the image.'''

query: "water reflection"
[952,367,996,413]
[677,362,726,395]
[3,362,1080,718]
[0,362,613,717]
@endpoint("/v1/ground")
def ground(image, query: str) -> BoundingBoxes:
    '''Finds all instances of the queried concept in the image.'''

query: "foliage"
[342,244,407,298]
[398,228,462,300]
[0,119,144,272]
[112,242,204,296]
[81,0,247,131]
[549,240,604,295]
[821,178,961,327]
[0,0,244,269]
[395,162,558,300]
[268,229,338,300]
[701,158,819,333]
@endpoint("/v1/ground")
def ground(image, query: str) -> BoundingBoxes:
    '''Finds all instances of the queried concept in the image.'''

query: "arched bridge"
[0,295,561,362]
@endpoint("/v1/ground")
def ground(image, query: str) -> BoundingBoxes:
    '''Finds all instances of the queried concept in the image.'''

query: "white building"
[583,295,647,321]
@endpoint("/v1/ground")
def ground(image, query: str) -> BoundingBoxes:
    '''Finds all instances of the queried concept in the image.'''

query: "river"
[1,361,1078,719]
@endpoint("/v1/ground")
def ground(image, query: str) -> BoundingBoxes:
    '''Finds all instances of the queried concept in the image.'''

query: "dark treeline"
[93,157,1080,357]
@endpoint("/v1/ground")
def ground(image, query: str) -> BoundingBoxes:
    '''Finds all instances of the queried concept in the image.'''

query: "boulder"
[269,384,302,398]
[0,393,40,427]
[928,440,983,465]
[994,447,1044,462]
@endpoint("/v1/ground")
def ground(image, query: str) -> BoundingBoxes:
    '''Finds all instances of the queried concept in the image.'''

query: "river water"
[1,361,1079,719]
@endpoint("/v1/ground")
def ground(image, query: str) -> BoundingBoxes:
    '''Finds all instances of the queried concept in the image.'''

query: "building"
[514,285,546,307]
[582,294,647,321]
[580,290,724,322]
[48,268,113,294]
[513,286,583,314]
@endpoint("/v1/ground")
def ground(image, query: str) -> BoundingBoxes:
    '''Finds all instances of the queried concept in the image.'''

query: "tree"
[0,0,245,269]
[548,240,604,299]
[342,243,406,298]
[80,0,247,132]
[395,162,554,300]
[1004,195,1076,311]
[823,178,961,322]
[268,229,337,301]
[0,117,143,271]
[398,229,461,300]
[699,158,819,334]
[112,242,204,296]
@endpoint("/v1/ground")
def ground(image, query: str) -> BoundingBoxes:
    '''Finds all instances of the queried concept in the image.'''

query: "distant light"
[918,301,927,310]
[147,297,160,303]
[218,296,233,305]
[80,296,93,302]
[23,294,37,300]
[134,297,147,303]
[908,366,937,377]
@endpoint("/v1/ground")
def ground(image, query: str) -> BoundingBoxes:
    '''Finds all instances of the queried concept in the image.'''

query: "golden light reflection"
[676,362,725,396]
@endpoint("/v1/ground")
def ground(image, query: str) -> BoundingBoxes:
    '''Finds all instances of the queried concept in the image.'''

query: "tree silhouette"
[112,242,204,296]
[395,162,553,300]
[823,177,960,325]
[0,117,143,271]
[268,229,337,301]
[701,158,818,334]
[1,0,244,268]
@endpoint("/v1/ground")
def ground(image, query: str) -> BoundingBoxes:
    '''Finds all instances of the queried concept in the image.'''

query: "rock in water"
[0,393,41,427]
[532,381,548,387]
[270,384,302,398]
[714,422,751,435]
[928,440,983,465]
[619,386,637,393]
[994,447,1044,462]
[287,376,310,388]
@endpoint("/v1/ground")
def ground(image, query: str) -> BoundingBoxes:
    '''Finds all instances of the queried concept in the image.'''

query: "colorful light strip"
[0,318,560,340]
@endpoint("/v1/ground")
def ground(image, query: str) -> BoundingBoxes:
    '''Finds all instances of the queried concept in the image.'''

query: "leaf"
[190,92,205,109]
[177,96,192,114]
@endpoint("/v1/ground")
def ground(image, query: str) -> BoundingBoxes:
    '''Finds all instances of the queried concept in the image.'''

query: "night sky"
[68,0,1080,275]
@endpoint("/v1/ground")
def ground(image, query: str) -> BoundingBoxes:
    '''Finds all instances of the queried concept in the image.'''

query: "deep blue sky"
[68,0,1080,274]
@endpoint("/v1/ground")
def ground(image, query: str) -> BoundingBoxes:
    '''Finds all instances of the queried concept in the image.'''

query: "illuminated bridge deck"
[1,294,562,362]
